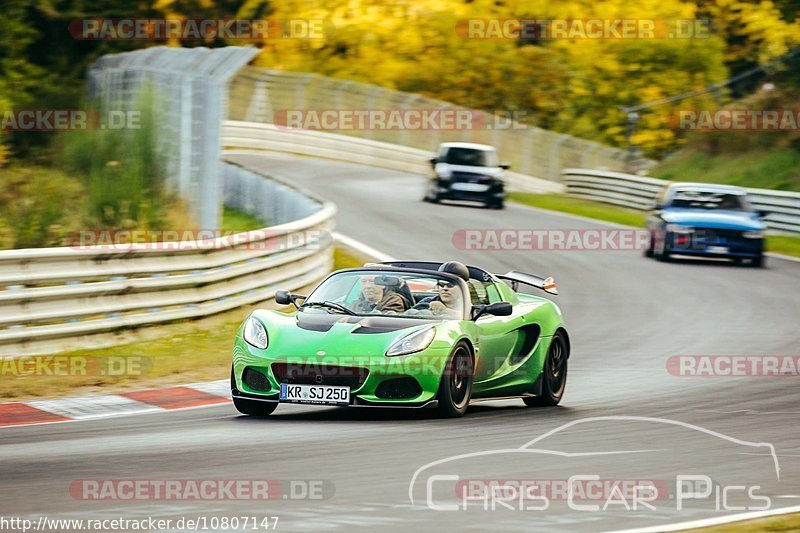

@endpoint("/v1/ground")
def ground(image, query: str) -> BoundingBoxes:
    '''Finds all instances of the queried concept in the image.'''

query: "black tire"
[524,331,568,407]
[231,367,278,416]
[488,201,504,209]
[751,254,765,268]
[233,396,278,416]
[436,342,474,418]
[643,231,654,257]
[653,232,670,262]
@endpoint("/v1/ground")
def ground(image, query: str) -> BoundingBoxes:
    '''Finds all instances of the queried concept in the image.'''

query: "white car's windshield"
[442,147,498,167]
[303,271,465,320]
[669,190,750,211]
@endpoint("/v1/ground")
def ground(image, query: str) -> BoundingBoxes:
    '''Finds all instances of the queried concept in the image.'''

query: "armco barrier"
[562,168,800,234]
[0,163,335,356]
[222,121,566,195]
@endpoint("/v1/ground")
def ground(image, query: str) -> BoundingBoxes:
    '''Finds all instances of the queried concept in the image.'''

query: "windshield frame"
[302,268,471,321]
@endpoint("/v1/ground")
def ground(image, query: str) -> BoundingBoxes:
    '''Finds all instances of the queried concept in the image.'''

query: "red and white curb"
[0,379,230,428]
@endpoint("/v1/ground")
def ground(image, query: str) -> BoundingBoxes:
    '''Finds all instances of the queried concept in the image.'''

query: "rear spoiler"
[497,270,558,295]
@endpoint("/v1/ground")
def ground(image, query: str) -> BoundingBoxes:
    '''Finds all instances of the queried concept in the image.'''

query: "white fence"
[0,164,335,356]
[562,169,800,234]
[222,121,565,194]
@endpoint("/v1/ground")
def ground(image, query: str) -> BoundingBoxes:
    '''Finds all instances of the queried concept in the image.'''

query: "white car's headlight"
[386,327,436,357]
[435,163,452,179]
[666,224,694,234]
[243,316,268,349]
[743,230,764,239]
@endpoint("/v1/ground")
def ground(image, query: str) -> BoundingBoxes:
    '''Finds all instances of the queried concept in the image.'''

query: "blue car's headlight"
[243,316,268,349]
[386,327,436,357]
[743,230,764,239]
[666,224,694,234]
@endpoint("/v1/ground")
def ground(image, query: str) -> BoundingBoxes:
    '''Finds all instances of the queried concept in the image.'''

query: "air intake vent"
[375,377,422,399]
[243,367,271,391]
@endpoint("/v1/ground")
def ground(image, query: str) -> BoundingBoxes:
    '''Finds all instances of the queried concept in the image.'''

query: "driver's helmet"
[438,261,469,281]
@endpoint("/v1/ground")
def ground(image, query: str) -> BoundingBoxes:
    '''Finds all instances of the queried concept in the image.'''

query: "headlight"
[243,316,268,349]
[436,166,452,179]
[386,327,436,357]
[666,224,694,234]
[743,230,764,239]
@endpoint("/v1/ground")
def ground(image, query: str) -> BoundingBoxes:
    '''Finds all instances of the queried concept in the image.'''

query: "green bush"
[0,166,84,248]
[62,91,170,230]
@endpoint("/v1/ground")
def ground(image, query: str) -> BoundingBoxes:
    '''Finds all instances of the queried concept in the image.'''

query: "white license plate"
[279,383,350,405]
[707,246,729,254]
[451,182,489,192]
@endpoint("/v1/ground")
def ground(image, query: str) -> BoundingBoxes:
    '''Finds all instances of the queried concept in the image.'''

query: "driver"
[411,261,468,318]
[351,275,407,314]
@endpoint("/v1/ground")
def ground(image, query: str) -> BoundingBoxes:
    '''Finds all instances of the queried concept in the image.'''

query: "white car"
[423,142,509,209]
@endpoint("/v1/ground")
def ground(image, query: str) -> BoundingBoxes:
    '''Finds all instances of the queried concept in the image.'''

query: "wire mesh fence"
[228,66,640,181]
[87,46,260,228]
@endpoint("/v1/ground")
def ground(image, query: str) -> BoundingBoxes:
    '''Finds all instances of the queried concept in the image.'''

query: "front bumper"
[664,229,764,258]
[232,337,451,407]
[434,178,505,203]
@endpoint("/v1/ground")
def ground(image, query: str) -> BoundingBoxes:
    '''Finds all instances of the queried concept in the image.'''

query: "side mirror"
[275,290,305,308]
[757,209,768,218]
[429,157,439,167]
[652,203,664,211]
[499,162,511,170]
[472,301,513,320]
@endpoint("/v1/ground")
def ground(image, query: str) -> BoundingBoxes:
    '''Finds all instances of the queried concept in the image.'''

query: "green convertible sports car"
[231,260,569,418]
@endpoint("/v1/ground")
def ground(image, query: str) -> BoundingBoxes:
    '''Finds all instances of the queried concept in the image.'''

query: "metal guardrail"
[0,163,336,356]
[222,121,566,194]
[562,169,800,234]
[228,66,652,181]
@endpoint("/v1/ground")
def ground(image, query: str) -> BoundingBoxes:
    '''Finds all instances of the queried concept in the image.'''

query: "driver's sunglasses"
[437,280,456,289]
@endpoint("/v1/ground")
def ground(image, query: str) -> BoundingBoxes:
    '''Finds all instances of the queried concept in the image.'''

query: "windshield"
[441,147,498,167]
[668,190,750,211]
[303,270,466,320]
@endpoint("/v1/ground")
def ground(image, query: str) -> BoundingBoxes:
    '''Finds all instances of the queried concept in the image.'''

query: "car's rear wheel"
[231,367,278,416]
[488,199,504,209]
[524,331,568,407]
[436,342,474,418]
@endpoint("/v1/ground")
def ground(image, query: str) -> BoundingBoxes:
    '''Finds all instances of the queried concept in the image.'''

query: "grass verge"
[508,193,800,258]
[690,512,800,532]
[653,149,800,192]
[0,247,365,402]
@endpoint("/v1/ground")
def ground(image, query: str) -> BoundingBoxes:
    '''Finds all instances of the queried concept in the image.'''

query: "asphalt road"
[1,153,799,532]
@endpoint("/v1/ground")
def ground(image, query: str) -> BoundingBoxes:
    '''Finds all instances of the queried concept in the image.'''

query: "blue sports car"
[645,183,767,266]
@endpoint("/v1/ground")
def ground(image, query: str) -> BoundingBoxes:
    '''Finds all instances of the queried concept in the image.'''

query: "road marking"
[607,504,800,532]
[333,232,396,262]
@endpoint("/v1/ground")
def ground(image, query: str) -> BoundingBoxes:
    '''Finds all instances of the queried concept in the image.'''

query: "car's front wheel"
[436,342,474,418]
[653,231,670,262]
[524,331,568,407]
